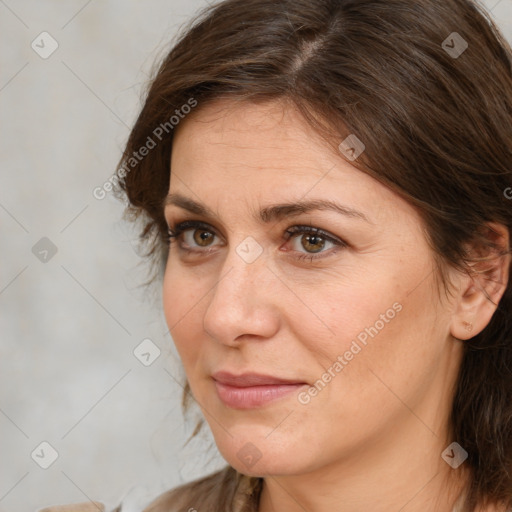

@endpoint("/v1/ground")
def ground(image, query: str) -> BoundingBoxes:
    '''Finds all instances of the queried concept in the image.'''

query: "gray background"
[1,1,511,511]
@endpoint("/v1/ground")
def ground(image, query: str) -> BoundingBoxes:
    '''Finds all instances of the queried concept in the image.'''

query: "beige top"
[34,485,468,512]
[36,466,509,512]
[38,503,107,512]
[38,466,260,512]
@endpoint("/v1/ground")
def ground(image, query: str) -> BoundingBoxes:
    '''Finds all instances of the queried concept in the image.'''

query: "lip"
[212,371,308,409]
[212,371,306,387]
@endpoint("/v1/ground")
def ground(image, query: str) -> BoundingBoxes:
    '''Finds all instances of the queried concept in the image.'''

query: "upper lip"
[212,371,306,387]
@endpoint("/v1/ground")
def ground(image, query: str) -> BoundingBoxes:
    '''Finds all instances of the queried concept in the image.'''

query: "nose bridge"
[210,240,268,312]
[202,239,278,343]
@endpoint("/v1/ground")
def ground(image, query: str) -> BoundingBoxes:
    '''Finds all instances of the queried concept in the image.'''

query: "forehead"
[167,98,419,231]
[174,98,311,141]
[171,98,356,183]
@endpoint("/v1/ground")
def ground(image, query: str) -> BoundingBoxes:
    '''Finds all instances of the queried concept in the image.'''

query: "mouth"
[211,371,308,409]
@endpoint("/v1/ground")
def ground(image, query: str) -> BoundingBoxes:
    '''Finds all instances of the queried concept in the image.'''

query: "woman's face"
[163,99,463,477]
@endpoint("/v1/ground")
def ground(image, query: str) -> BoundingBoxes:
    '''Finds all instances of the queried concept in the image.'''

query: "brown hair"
[115,0,512,510]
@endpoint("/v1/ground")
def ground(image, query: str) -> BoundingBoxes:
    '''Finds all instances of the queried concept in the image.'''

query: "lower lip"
[214,381,307,409]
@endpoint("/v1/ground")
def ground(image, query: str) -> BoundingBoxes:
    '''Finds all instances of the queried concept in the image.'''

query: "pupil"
[305,234,324,253]
[195,230,213,246]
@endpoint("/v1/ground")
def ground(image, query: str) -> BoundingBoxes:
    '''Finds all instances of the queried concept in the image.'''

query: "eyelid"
[284,225,345,245]
[167,219,225,251]
[167,219,224,241]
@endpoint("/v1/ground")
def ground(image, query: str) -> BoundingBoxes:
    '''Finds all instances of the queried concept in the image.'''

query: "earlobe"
[461,320,473,333]
[450,222,510,341]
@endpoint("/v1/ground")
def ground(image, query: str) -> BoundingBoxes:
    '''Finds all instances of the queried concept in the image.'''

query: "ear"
[450,222,511,341]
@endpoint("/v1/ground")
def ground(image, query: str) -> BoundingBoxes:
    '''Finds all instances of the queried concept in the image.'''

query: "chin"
[211,426,315,477]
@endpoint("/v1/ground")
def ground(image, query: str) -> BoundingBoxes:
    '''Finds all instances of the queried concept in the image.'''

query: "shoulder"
[36,467,262,512]
[142,466,233,512]
[142,465,262,512]
[37,502,108,512]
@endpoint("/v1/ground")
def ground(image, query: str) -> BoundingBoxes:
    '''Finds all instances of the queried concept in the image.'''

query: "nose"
[202,244,280,346]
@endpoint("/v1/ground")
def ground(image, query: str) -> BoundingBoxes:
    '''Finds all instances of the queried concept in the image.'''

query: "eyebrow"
[163,193,371,224]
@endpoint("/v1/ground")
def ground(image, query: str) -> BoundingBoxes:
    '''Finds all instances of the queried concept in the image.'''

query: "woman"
[42,0,512,510]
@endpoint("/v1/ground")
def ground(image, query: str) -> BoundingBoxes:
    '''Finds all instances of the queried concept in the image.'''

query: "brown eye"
[167,220,347,262]
[300,234,326,253]
[192,229,215,247]
[167,220,220,251]
[284,225,348,262]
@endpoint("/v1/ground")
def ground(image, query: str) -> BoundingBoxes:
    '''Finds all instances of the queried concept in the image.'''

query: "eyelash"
[166,220,347,262]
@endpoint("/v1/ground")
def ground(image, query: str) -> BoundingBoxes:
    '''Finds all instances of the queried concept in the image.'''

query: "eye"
[284,225,347,261]
[166,220,348,261]
[167,220,219,252]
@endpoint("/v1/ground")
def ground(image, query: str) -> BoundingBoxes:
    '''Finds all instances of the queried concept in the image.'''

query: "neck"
[257,416,468,512]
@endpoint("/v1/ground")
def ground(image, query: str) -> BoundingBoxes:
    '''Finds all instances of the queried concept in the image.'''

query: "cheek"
[162,265,205,366]
[312,277,446,418]
[294,268,404,362]
[298,259,444,392]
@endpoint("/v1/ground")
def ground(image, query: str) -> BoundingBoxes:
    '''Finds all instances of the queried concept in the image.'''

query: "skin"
[162,98,510,512]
